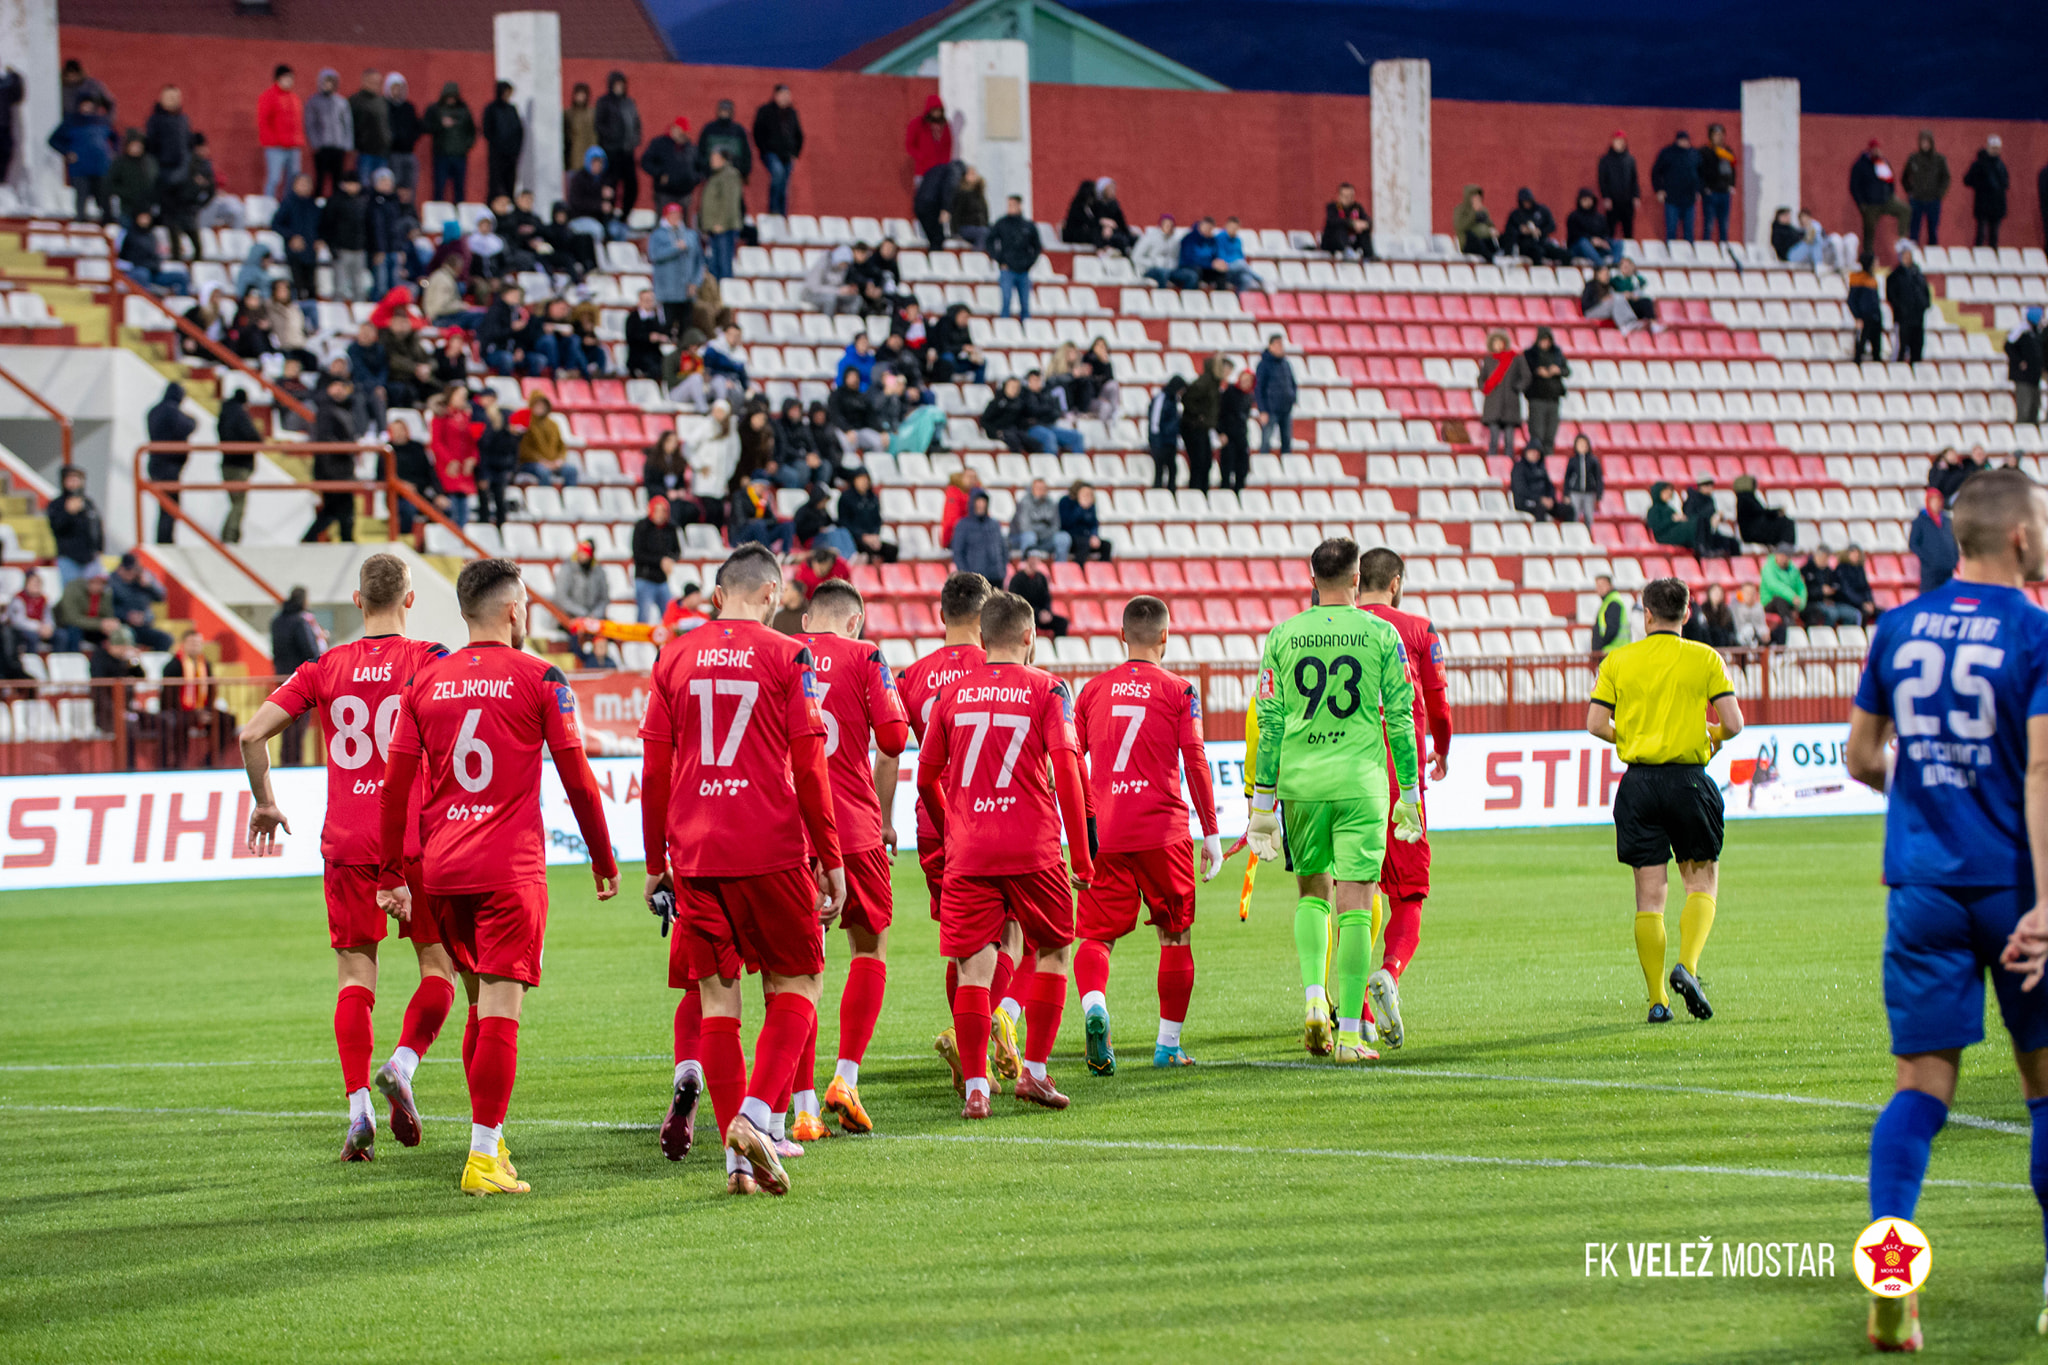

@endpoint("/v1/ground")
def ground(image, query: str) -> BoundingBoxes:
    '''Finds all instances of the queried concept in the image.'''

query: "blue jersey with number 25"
[1854,580,2048,889]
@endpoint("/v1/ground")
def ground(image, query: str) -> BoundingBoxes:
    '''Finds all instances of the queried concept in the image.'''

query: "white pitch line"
[0,1102,2025,1192]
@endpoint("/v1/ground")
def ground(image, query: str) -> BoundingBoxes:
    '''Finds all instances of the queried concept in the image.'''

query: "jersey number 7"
[1109,704,1147,772]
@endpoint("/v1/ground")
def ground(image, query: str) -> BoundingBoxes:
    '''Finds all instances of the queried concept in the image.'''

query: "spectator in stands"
[1148,375,1186,490]
[1565,189,1621,267]
[937,470,979,550]
[625,287,671,379]
[303,69,352,199]
[107,553,171,651]
[1178,356,1227,493]
[906,94,955,247]
[427,388,477,527]
[274,357,315,434]
[318,169,371,301]
[1089,179,1134,253]
[1216,217,1264,290]
[1729,584,1770,648]
[1086,336,1121,413]
[161,628,233,767]
[641,118,701,215]
[951,488,1007,584]
[171,125,222,244]
[555,538,612,667]
[1760,544,1808,632]
[345,321,390,430]
[562,82,596,176]
[464,210,508,279]
[793,542,852,596]
[144,382,194,544]
[631,495,681,623]
[1647,481,1698,552]
[1252,334,1297,454]
[1769,207,1799,261]
[1849,141,1911,260]
[301,375,362,544]
[1021,369,1084,454]
[1927,445,1975,502]
[1009,477,1071,560]
[838,470,894,563]
[1503,189,1567,264]
[818,370,876,454]
[1685,476,1741,557]
[1476,331,1527,454]
[1836,545,1878,623]
[687,399,740,501]
[54,562,115,650]
[1887,241,1930,365]
[1058,481,1110,561]
[388,411,446,541]
[1607,258,1659,329]
[736,401,781,485]
[48,467,102,588]
[1522,328,1567,454]
[699,148,744,279]
[49,94,115,222]
[1650,130,1699,242]
[1590,574,1628,653]
[2040,159,2048,251]
[1682,583,1737,648]
[143,84,192,202]
[591,72,642,217]
[1597,131,1640,241]
[980,376,1029,452]
[875,328,927,390]
[1911,487,1958,592]
[1963,135,2009,248]
[1061,178,1102,246]
[426,82,475,204]
[1510,445,1569,522]
[795,496,856,562]
[1733,474,1796,547]
[698,98,752,183]
[769,579,809,635]
[256,66,303,202]
[752,85,802,217]
[1134,214,1187,287]
[5,571,55,653]
[989,194,1042,318]
[2006,307,2044,425]
[567,147,619,243]
[364,170,407,296]
[1218,365,1254,494]
[0,67,17,203]
[946,165,990,251]
[59,59,113,123]
[517,392,577,486]
[1698,124,1737,245]
[382,74,421,196]
[1900,131,1951,247]
[1563,433,1603,526]
[1009,548,1068,637]
[537,296,597,378]
[1453,185,1497,260]
[641,428,689,500]
[107,128,157,226]
[1847,253,1884,364]
[1786,208,1856,272]
[1320,183,1373,258]
[852,238,906,304]
[928,303,985,382]
[471,390,518,526]
[774,396,819,465]
[479,282,539,376]
[480,82,523,204]
[1177,216,1234,291]
[799,244,859,315]
[1800,546,1859,626]
[117,210,188,296]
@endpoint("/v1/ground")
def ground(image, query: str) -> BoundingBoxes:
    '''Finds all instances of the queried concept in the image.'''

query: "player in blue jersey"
[1847,466,2048,1351]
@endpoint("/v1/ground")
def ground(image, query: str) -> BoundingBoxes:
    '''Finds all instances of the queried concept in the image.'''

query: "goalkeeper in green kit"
[1249,537,1422,1062]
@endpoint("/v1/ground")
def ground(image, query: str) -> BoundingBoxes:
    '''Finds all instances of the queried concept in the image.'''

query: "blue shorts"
[1884,884,2048,1056]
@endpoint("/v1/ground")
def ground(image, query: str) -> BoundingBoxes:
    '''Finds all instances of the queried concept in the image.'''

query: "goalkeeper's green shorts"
[1283,795,1389,883]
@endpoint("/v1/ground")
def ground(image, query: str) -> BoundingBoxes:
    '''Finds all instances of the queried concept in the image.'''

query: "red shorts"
[674,864,826,982]
[1077,842,1197,941]
[435,881,550,986]
[841,844,894,935]
[939,864,1075,961]
[918,836,944,920]
[325,863,389,950]
[1380,808,1431,902]
[399,857,443,946]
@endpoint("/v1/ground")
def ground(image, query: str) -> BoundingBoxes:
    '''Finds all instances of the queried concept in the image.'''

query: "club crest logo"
[1854,1218,1930,1297]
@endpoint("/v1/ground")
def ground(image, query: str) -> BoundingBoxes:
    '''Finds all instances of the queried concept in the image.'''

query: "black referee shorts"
[1613,763,1724,868]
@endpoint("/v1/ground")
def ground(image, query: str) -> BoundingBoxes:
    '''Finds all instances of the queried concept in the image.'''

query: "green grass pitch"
[3,815,2044,1362]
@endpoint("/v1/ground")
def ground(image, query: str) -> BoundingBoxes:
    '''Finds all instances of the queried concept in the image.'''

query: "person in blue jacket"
[1177,217,1228,290]
[48,95,116,222]
[1253,333,1297,454]
[1650,130,1701,242]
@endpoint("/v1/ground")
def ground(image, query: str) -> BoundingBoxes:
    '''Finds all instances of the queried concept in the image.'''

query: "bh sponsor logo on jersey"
[1855,1219,1930,1297]
[1584,1237,1837,1279]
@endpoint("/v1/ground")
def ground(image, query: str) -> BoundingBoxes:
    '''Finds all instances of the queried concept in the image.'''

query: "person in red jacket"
[428,383,481,527]
[258,64,305,202]
[905,94,955,248]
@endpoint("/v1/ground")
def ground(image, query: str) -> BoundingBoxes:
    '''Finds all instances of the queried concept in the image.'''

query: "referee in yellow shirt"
[1587,578,1746,1024]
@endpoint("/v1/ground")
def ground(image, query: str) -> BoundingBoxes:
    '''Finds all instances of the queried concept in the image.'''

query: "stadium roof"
[62,0,672,61]
[827,0,1226,91]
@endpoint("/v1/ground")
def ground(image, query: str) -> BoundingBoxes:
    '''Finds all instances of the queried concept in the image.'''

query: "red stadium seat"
[605,414,644,444]
[1592,520,1624,549]
[1352,293,1386,320]
[1215,560,1251,591]
[1116,561,1156,593]
[1395,356,1428,383]
[555,378,596,410]
[1347,323,1378,351]
[520,377,558,406]
[850,564,883,595]
[897,601,941,636]
[879,563,919,596]
[913,562,949,592]
[1325,294,1359,320]
[1267,593,1303,622]
[1315,323,1347,350]
[1069,599,1111,634]
[1052,561,1089,593]
[1246,559,1284,589]
[1236,598,1274,632]
[1203,599,1241,630]
[1244,292,1277,318]
[570,413,608,441]
[1412,295,1442,322]
[1183,560,1220,591]
[1620,522,1655,550]
[1643,556,1674,580]
[1084,560,1119,592]
[1383,295,1415,321]
[1439,295,1470,322]
[591,379,629,407]
[1153,562,1188,592]
[863,603,904,637]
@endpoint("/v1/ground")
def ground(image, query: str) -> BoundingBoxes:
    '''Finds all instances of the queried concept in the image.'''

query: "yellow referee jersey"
[1589,632,1734,766]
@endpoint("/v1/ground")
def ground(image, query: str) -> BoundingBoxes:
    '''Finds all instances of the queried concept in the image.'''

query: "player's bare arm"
[2001,714,2048,989]
[874,753,901,854]
[1845,706,1895,793]
[237,699,298,853]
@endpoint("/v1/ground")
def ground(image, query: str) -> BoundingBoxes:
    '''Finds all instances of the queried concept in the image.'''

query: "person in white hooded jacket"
[1132,214,1188,286]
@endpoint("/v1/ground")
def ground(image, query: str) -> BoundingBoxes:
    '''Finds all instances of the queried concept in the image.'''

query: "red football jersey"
[388,642,585,894]
[897,641,986,841]
[640,617,827,878]
[267,634,448,865]
[1360,602,1449,792]
[795,631,909,855]
[1075,659,1218,851]
[921,661,1078,877]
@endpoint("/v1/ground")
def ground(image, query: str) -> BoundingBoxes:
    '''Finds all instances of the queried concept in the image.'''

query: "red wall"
[56,26,2048,253]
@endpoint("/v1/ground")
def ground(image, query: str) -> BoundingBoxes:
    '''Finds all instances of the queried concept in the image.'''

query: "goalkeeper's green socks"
[1294,897,1331,1003]
[1334,908,1372,1033]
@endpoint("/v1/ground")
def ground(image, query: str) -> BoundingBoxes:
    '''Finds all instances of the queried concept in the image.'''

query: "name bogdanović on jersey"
[1254,606,1419,882]
[1854,580,2048,1058]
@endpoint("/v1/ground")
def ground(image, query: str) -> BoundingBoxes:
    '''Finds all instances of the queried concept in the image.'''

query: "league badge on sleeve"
[1255,668,1275,701]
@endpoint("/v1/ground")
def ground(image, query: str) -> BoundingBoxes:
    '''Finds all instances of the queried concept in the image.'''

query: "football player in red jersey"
[237,554,456,1162]
[1073,596,1224,1074]
[1351,547,1452,1049]
[639,545,846,1196]
[794,579,911,1136]
[916,591,1094,1118]
[898,572,1028,1091]
[374,559,619,1196]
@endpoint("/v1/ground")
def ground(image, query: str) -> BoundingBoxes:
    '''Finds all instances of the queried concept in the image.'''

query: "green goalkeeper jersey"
[1253,604,1419,802]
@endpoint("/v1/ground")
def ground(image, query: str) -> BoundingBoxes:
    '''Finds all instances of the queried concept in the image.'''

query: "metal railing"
[0,673,282,776]
[0,361,72,471]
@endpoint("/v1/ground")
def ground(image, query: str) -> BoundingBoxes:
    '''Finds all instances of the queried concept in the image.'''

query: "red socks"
[1157,944,1194,1025]
[1073,940,1112,1001]
[673,987,702,1065]
[953,984,992,1084]
[335,985,375,1094]
[702,1014,746,1141]
[1023,969,1065,1065]
[944,960,959,1011]
[1383,897,1422,978]
[468,1016,518,1128]
[461,1005,480,1074]
[838,957,887,1065]
[747,993,817,1108]
[397,975,455,1058]
[992,949,1018,1008]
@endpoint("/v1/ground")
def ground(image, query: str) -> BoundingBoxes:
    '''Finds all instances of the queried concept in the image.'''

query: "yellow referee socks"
[1678,893,1716,973]
[1634,912,1670,1006]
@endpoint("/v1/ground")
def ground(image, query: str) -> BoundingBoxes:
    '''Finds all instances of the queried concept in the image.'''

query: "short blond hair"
[359,552,410,608]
